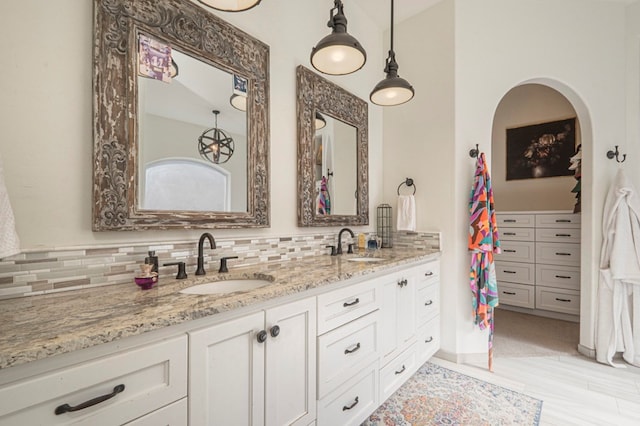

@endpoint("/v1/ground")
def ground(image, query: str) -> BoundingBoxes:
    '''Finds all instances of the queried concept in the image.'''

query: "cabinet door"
[189,312,265,426]
[379,272,416,366]
[265,297,316,426]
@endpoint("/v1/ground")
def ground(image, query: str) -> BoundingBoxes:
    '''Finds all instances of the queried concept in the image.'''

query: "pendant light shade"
[370,0,414,106]
[315,112,327,130]
[311,0,367,76]
[197,0,261,12]
[230,93,247,112]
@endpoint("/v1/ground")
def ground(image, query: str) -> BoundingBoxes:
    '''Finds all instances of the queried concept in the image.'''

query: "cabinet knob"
[397,278,408,287]
[269,325,280,338]
[256,330,268,343]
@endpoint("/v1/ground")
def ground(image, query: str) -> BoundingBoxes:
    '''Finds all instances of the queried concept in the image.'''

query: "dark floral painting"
[506,118,576,180]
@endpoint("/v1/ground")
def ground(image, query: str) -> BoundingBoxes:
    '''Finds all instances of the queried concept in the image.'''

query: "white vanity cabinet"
[189,296,316,426]
[0,336,188,426]
[316,279,381,426]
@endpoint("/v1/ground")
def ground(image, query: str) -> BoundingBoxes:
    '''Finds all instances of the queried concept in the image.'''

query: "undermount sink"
[180,279,271,295]
[347,257,383,263]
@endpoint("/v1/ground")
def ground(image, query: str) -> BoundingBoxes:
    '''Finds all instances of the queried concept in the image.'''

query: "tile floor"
[432,309,640,425]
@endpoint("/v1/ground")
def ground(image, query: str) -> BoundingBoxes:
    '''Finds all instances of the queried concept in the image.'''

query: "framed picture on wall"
[506,117,576,180]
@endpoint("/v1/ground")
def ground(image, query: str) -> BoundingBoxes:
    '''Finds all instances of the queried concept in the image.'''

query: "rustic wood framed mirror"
[93,0,269,230]
[296,65,369,227]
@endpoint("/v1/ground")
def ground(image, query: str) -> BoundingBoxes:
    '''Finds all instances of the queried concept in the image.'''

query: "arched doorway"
[491,80,595,356]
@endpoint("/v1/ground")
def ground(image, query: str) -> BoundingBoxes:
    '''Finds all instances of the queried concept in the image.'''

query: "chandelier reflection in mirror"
[198,110,235,164]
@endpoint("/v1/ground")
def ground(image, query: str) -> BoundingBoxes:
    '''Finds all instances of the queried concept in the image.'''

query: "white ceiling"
[351,0,443,30]
[351,0,638,30]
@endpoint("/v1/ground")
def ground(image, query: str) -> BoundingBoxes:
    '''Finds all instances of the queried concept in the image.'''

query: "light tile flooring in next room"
[433,309,640,426]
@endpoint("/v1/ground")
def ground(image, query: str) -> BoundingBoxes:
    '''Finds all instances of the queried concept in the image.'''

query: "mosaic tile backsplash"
[0,231,439,299]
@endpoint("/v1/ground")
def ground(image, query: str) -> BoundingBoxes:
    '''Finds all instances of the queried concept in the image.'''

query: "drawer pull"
[344,342,361,354]
[425,300,433,306]
[556,298,572,303]
[555,252,571,256]
[342,397,359,411]
[504,249,516,253]
[256,330,268,343]
[555,275,572,279]
[343,298,360,307]
[55,384,125,415]
[503,232,516,236]
[425,336,434,343]
[555,233,572,237]
[503,291,516,295]
[503,270,516,274]
[504,219,516,223]
[395,365,406,375]
[555,219,571,223]
[425,271,434,277]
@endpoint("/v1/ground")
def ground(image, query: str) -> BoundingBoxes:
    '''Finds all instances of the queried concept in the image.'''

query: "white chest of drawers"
[495,211,580,317]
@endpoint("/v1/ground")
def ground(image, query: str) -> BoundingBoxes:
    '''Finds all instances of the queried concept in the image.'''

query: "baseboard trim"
[578,344,595,358]
[435,349,487,365]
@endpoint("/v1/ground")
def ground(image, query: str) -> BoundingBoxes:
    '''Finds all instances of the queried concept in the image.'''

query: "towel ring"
[397,178,416,195]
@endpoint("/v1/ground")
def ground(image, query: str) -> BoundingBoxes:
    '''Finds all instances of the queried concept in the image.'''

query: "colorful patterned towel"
[468,152,501,371]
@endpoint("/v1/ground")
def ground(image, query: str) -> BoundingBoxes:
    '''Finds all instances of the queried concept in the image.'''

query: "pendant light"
[197,0,261,12]
[315,112,327,130]
[370,0,414,106]
[198,110,235,164]
[310,0,367,76]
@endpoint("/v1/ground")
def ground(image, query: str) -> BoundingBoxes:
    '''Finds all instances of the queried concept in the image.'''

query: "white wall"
[0,0,384,250]
[491,84,579,212]
[381,0,456,351]
[383,0,631,357]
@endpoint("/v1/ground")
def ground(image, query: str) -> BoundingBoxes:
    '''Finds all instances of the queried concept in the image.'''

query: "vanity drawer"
[536,227,580,243]
[495,241,535,263]
[124,398,187,425]
[379,344,418,402]
[417,260,440,284]
[496,214,535,228]
[317,311,379,398]
[0,336,188,426]
[536,242,580,266]
[495,261,534,285]
[499,227,534,241]
[498,282,534,309]
[535,286,580,315]
[536,264,580,290]
[317,279,379,334]
[416,282,439,325]
[317,361,378,426]
[416,317,440,365]
[535,213,580,228]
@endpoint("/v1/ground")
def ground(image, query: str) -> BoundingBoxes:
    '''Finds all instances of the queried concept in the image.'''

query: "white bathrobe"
[596,169,640,367]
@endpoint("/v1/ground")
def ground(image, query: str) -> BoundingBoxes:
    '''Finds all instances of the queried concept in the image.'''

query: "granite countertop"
[0,248,439,370]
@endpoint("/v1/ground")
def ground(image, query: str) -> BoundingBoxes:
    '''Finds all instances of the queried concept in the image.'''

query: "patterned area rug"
[363,362,542,425]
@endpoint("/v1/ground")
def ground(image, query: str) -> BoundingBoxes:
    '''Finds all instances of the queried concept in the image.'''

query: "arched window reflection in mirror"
[137,49,248,213]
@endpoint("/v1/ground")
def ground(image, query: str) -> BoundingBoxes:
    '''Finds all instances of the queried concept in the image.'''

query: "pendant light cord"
[390,0,394,53]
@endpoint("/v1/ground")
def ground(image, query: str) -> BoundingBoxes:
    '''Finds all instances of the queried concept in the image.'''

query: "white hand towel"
[0,154,20,259]
[397,195,416,231]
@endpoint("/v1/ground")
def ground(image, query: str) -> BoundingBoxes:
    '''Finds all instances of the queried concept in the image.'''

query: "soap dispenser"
[145,251,159,274]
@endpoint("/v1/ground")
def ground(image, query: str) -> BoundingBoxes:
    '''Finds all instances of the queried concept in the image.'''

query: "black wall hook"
[469,144,479,158]
[606,145,626,163]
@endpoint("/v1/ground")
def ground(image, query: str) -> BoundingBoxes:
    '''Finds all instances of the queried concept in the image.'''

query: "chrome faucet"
[336,228,355,255]
[196,232,216,275]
